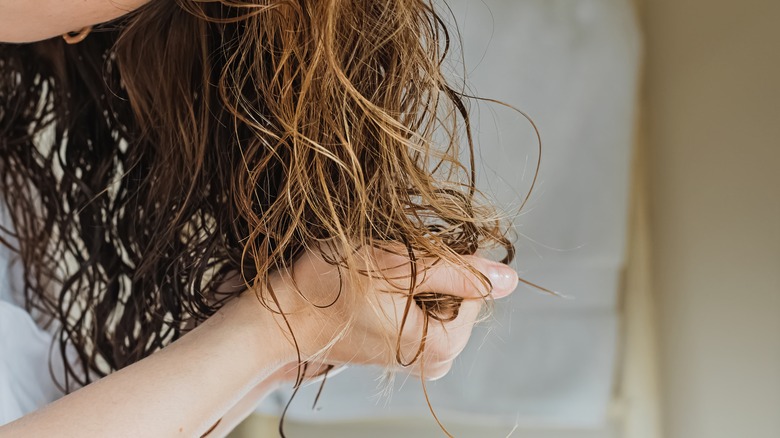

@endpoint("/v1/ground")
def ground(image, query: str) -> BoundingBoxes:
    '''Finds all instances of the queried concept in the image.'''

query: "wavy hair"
[0,0,524,411]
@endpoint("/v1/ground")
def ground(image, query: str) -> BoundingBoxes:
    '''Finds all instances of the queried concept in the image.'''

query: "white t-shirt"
[0,230,65,425]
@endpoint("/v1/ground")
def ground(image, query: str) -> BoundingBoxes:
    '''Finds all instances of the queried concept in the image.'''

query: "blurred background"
[232,0,780,436]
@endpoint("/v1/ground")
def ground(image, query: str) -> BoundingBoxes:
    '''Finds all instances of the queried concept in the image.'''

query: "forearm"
[0,297,292,437]
[0,0,150,43]
[206,373,286,438]
[206,361,346,438]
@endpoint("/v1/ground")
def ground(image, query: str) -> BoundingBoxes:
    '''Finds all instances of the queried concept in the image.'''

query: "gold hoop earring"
[62,26,93,45]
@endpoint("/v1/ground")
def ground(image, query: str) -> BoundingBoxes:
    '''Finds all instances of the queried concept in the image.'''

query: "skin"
[0,2,521,435]
[0,0,151,43]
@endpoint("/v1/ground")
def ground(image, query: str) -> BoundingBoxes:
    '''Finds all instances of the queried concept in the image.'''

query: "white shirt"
[0,224,65,425]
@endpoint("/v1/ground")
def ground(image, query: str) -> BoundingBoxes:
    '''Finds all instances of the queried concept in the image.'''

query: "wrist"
[217,288,299,376]
[224,270,344,372]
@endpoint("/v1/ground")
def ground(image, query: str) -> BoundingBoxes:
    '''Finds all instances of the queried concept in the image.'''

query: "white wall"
[642,1,780,437]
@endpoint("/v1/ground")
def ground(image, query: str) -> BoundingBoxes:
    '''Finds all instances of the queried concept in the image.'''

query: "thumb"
[416,256,518,300]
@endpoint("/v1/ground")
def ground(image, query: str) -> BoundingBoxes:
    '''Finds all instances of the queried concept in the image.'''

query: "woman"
[0,0,521,436]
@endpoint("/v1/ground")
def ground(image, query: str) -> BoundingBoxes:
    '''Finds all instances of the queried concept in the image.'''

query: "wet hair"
[0,0,524,418]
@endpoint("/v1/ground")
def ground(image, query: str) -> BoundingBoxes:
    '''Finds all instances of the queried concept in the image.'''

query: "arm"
[0,293,294,437]
[208,248,521,436]
[1,246,518,437]
[207,363,345,438]
[0,0,150,43]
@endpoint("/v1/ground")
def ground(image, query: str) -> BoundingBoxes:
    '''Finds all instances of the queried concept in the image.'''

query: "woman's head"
[0,0,515,389]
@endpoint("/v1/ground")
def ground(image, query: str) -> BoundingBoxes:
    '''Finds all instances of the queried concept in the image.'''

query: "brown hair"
[0,0,522,407]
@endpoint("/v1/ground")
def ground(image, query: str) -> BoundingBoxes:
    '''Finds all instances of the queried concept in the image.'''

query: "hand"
[256,243,519,380]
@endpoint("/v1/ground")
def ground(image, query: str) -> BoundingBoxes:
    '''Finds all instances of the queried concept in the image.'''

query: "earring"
[62,26,93,45]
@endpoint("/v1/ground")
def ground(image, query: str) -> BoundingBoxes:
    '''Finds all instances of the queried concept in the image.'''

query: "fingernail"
[488,265,519,298]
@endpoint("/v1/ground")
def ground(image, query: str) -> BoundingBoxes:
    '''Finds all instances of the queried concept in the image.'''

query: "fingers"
[417,360,454,381]
[386,254,513,374]
[397,292,481,357]
[416,255,518,300]
[399,299,483,379]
